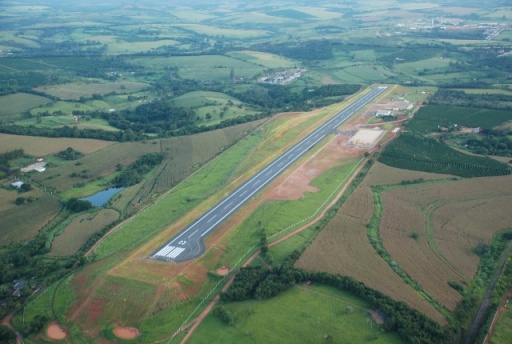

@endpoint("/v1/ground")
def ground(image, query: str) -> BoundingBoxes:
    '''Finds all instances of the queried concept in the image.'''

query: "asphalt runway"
[151,86,387,262]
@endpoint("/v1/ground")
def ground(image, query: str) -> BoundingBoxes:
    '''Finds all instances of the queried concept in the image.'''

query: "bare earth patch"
[216,266,229,276]
[266,128,366,201]
[47,322,67,340]
[113,326,140,340]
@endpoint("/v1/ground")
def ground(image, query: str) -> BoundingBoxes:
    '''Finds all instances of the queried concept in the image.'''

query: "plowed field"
[380,175,512,311]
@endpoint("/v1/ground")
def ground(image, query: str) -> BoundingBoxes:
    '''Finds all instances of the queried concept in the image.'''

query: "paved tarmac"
[151,86,387,262]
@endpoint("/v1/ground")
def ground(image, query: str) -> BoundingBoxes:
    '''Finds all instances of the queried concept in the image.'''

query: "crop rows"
[406,105,512,133]
[379,133,511,178]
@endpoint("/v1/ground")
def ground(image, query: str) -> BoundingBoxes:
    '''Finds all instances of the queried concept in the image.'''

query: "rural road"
[151,86,387,262]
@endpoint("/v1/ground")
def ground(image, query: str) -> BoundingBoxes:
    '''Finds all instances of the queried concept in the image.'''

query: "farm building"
[21,161,46,173]
[11,181,24,188]
[375,110,392,117]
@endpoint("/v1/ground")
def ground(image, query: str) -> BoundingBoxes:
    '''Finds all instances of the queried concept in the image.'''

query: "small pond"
[81,187,124,207]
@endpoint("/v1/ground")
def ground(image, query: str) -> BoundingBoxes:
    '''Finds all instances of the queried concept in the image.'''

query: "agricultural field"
[378,133,511,178]
[407,105,512,133]
[170,24,271,39]
[190,285,401,344]
[0,188,60,244]
[295,182,447,324]
[0,133,115,156]
[106,39,180,54]
[380,176,512,284]
[30,141,160,193]
[34,81,150,101]
[154,120,264,193]
[2,0,512,342]
[226,50,298,69]
[128,55,265,82]
[50,209,120,256]
[0,92,51,116]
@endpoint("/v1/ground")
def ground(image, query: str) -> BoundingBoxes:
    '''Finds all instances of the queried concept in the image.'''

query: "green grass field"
[106,39,179,54]
[190,285,402,344]
[173,91,237,108]
[34,81,150,100]
[93,129,265,259]
[128,55,265,81]
[227,50,298,69]
[0,189,61,244]
[217,159,360,266]
[50,209,120,256]
[490,303,512,344]
[0,92,51,116]
[171,24,270,39]
[30,141,160,193]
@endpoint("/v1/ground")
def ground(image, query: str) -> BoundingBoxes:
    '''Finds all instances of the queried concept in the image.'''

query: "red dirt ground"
[265,119,368,201]
[46,322,67,340]
[113,326,140,340]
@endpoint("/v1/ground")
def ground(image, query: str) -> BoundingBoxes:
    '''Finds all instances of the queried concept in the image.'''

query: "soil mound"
[113,326,140,339]
[47,322,66,340]
[216,266,229,276]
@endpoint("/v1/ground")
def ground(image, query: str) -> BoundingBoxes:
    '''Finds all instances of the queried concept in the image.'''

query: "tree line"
[219,250,449,344]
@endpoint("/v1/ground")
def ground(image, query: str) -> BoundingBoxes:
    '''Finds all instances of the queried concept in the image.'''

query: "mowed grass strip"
[34,81,150,100]
[0,92,51,116]
[190,285,401,344]
[50,209,120,256]
[0,133,115,156]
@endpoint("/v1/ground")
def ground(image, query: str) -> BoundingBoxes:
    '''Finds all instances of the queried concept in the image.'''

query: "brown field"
[50,209,120,256]
[31,141,160,192]
[295,180,447,324]
[295,160,460,323]
[380,190,464,311]
[34,81,150,100]
[0,188,60,243]
[0,133,115,156]
[364,161,454,185]
[380,175,512,309]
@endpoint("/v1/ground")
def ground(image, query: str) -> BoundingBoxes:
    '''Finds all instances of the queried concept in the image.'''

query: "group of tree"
[112,152,165,187]
[66,198,93,212]
[0,149,24,178]
[0,124,147,142]
[464,129,512,156]
[56,147,84,160]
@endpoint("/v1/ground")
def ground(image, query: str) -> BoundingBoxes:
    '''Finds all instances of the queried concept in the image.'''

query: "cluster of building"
[259,68,306,84]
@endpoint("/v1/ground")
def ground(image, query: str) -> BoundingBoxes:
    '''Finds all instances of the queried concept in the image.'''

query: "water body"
[81,187,124,207]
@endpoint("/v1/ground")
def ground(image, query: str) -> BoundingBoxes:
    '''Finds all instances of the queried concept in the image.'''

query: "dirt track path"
[178,159,368,344]
[483,288,512,344]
